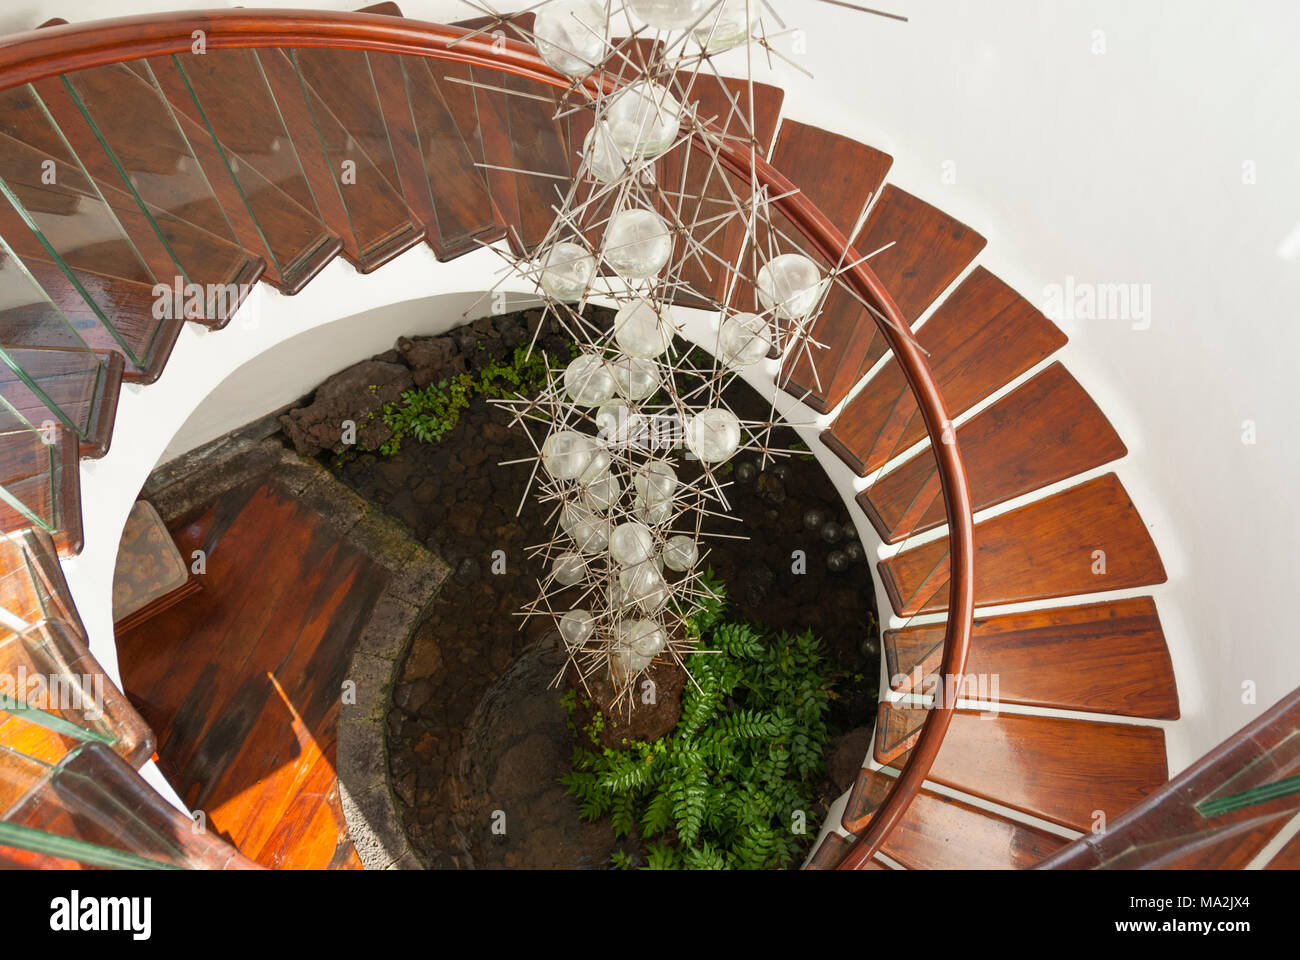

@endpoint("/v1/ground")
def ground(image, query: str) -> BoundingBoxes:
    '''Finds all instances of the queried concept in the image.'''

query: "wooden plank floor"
[116,476,390,869]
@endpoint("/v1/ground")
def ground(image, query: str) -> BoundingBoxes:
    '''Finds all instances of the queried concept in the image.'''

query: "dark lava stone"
[769,462,791,483]
[826,550,850,573]
[820,521,843,544]
[803,507,826,531]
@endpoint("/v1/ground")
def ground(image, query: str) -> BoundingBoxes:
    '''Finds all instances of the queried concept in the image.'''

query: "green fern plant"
[560,576,835,870]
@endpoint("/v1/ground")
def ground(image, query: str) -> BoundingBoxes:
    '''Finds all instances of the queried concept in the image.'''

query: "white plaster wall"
[8,0,1299,770]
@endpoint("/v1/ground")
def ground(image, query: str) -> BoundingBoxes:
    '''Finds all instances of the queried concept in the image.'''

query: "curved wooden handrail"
[0,9,975,869]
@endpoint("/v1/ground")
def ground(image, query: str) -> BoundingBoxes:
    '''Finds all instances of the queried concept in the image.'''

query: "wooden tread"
[861,362,1127,543]
[824,266,1067,476]
[874,702,1168,832]
[885,597,1179,720]
[878,472,1167,616]
[0,425,82,555]
[842,767,1068,869]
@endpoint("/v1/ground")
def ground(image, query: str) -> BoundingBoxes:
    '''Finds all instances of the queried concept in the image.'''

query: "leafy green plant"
[560,576,834,870]
[374,340,567,455]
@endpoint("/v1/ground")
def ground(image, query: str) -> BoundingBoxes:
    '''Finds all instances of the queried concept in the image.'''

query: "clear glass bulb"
[621,619,667,658]
[583,123,625,183]
[719,311,773,366]
[564,353,616,405]
[534,0,608,76]
[611,356,661,401]
[756,253,822,320]
[595,400,632,445]
[693,0,759,51]
[559,609,596,650]
[627,0,712,30]
[539,241,596,301]
[662,535,699,572]
[634,460,678,502]
[604,208,673,278]
[614,299,674,358]
[609,521,655,565]
[605,80,681,160]
[542,430,596,480]
[552,552,587,585]
[686,407,742,463]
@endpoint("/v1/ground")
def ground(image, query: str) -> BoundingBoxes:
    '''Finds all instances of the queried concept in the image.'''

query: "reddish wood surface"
[1266,829,1300,869]
[861,362,1127,543]
[843,767,1068,869]
[116,477,389,869]
[825,266,1067,476]
[879,472,1166,616]
[1041,686,1300,869]
[886,597,1179,719]
[0,424,82,554]
[874,702,1168,832]
[774,120,893,412]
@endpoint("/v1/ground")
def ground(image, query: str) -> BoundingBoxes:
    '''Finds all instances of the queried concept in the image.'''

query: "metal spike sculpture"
[462,0,903,714]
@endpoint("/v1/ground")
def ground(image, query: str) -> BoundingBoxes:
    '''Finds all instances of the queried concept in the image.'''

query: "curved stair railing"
[0,7,1205,871]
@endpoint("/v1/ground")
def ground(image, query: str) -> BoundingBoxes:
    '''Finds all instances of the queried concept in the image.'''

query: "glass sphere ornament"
[564,353,616,406]
[826,550,849,574]
[628,0,712,30]
[595,400,631,445]
[542,430,596,480]
[719,311,773,366]
[606,80,681,160]
[735,460,757,484]
[620,619,667,659]
[614,299,674,358]
[770,462,791,483]
[539,241,595,301]
[609,522,655,565]
[559,609,595,650]
[552,552,587,586]
[693,0,759,51]
[604,208,673,278]
[612,644,652,679]
[634,495,673,526]
[582,473,621,512]
[803,507,826,531]
[611,356,661,401]
[583,123,627,183]
[634,460,678,503]
[619,561,670,613]
[756,253,822,320]
[843,540,864,563]
[820,521,843,545]
[534,0,608,76]
[686,407,742,463]
[571,514,609,555]
[662,535,698,572]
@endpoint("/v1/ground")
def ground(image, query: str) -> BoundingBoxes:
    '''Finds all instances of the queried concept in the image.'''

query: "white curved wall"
[11,0,1300,772]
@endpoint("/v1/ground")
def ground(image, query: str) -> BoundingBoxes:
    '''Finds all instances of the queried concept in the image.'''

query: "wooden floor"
[117,476,389,869]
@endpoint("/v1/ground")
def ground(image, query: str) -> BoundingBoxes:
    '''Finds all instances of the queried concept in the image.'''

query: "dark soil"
[320,310,879,868]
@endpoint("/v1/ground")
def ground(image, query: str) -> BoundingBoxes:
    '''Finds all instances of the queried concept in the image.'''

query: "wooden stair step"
[19,256,182,383]
[393,54,505,259]
[1041,686,1300,869]
[879,472,1167,616]
[874,702,1168,832]
[861,362,1127,543]
[824,266,1067,476]
[0,527,83,636]
[842,767,1068,869]
[146,52,343,295]
[255,48,423,273]
[0,347,123,460]
[0,425,82,555]
[1266,829,1300,869]
[772,120,893,412]
[885,597,1179,720]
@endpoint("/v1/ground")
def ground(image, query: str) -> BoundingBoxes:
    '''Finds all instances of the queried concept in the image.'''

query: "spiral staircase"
[0,5,1296,870]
